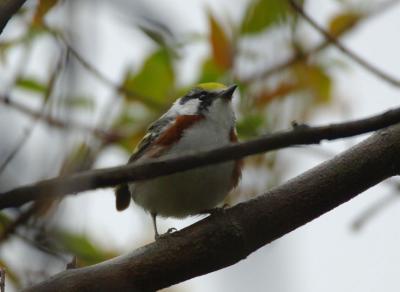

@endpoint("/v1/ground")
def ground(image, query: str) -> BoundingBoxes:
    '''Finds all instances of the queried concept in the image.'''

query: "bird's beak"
[219,84,237,101]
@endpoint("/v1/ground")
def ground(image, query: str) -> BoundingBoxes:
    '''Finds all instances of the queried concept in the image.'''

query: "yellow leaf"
[209,13,233,71]
[293,63,332,104]
[328,11,362,37]
[33,0,58,26]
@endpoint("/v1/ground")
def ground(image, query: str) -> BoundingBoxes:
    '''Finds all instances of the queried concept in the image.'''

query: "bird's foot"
[199,204,230,216]
[155,227,178,240]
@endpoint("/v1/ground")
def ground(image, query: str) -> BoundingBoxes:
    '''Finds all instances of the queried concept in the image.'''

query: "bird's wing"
[115,115,174,211]
[115,114,204,210]
[128,115,175,162]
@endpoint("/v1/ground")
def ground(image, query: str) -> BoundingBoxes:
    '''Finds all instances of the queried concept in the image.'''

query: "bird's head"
[171,83,237,121]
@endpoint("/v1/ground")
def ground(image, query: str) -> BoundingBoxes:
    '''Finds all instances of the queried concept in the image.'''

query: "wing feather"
[114,115,174,211]
[115,114,205,211]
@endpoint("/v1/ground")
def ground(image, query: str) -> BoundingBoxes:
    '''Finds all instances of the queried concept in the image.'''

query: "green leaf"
[15,77,47,94]
[0,212,11,233]
[63,96,95,110]
[208,13,233,70]
[241,0,291,34]
[237,114,264,138]
[0,41,14,63]
[122,48,175,107]
[198,58,225,84]
[54,230,118,266]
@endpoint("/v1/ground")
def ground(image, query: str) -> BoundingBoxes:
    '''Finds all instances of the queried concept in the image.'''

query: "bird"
[115,82,242,239]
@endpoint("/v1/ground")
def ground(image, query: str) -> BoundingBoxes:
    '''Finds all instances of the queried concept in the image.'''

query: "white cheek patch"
[171,98,200,115]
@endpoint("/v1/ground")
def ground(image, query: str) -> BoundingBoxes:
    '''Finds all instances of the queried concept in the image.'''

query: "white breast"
[130,100,236,218]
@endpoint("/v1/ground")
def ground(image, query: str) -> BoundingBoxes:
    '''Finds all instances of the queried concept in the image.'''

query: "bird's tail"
[115,184,131,211]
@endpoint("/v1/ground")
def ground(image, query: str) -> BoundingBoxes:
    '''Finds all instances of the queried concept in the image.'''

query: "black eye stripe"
[180,90,208,104]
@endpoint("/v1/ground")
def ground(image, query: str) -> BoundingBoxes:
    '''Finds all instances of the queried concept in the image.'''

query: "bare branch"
[23,123,400,292]
[289,0,400,88]
[0,0,27,35]
[0,203,39,241]
[1,107,400,210]
[52,32,163,109]
[0,95,124,143]
[0,268,4,292]
[240,0,400,84]
[0,54,65,175]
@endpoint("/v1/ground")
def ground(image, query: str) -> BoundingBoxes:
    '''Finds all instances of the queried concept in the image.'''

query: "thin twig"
[352,191,399,231]
[0,54,65,175]
[0,268,4,292]
[1,106,400,209]
[352,179,400,231]
[241,0,400,84]
[52,31,162,109]
[0,95,124,142]
[289,0,400,87]
[0,203,43,242]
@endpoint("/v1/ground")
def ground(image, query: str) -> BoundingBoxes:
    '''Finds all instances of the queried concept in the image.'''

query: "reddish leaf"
[209,13,233,70]
[33,0,58,26]
[255,82,298,106]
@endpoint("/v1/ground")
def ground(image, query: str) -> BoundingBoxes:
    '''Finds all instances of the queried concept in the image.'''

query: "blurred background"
[1,0,400,291]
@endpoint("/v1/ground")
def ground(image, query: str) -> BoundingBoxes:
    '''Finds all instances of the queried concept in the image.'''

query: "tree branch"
[240,0,400,84]
[51,31,163,109]
[289,0,400,88]
[0,94,124,143]
[1,107,400,210]
[23,123,400,291]
[0,0,27,35]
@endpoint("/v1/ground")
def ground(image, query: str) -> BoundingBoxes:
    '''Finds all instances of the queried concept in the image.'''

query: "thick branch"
[1,107,400,210]
[24,123,400,291]
[0,0,27,35]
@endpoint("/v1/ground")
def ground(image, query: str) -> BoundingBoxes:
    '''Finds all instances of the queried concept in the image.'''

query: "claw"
[167,227,177,234]
[155,227,178,240]
[199,204,230,216]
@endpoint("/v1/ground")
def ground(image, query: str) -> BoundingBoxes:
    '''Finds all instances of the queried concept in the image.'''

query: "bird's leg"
[151,212,160,240]
[152,213,178,240]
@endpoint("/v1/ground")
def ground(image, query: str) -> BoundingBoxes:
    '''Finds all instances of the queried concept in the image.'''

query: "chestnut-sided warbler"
[115,83,242,239]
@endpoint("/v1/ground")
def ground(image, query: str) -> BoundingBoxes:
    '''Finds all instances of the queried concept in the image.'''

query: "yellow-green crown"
[196,82,227,91]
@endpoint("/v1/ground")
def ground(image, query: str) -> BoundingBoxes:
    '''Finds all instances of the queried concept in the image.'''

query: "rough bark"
[24,124,400,292]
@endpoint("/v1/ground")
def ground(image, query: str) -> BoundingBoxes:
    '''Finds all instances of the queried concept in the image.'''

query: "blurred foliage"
[241,0,292,34]
[328,10,363,36]
[52,230,119,267]
[122,48,175,107]
[0,0,375,289]
[15,77,47,94]
[0,259,20,288]
[209,12,233,70]
[32,0,59,27]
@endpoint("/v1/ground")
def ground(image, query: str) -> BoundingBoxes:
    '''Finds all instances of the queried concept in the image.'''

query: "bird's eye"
[198,92,207,100]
